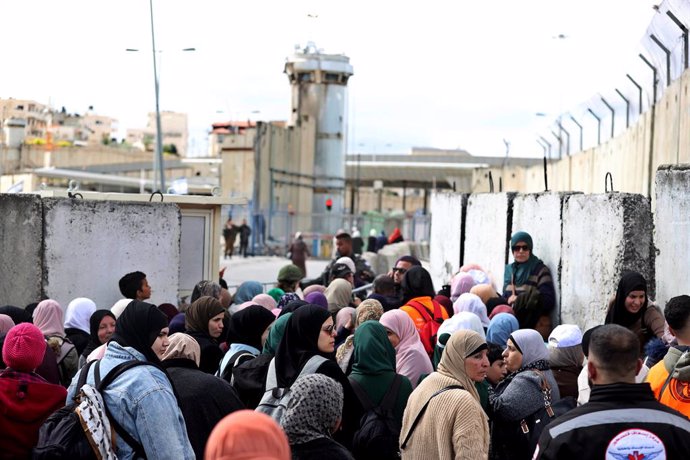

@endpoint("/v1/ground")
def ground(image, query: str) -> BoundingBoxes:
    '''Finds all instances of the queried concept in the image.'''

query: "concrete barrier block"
[463,193,516,292]
[0,194,43,306]
[429,191,466,291]
[655,164,690,308]
[561,193,654,331]
[512,192,580,320]
[42,198,181,310]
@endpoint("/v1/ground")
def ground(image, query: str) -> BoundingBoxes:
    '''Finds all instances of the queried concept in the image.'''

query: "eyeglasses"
[392,267,407,274]
[512,244,530,252]
[322,325,335,334]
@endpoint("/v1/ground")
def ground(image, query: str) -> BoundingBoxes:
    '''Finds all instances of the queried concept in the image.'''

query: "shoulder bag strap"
[400,384,464,449]
[380,374,403,412]
[265,358,278,391]
[300,355,328,377]
[407,300,433,323]
[76,359,96,393]
[348,377,374,411]
[95,360,152,459]
[659,350,689,401]
[430,300,444,322]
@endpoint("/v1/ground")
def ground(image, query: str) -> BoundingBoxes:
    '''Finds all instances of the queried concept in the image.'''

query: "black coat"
[291,438,354,460]
[186,330,224,374]
[162,358,244,459]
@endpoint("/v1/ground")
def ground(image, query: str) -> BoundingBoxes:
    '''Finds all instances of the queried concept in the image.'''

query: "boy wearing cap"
[0,323,67,458]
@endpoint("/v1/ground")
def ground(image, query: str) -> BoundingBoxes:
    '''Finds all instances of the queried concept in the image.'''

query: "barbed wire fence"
[537,0,690,158]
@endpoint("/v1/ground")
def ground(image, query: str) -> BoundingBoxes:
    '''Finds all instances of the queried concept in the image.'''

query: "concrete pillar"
[463,193,516,292]
[42,198,181,309]
[654,165,690,308]
[429,191,466,291]
[0,195,43,306]
[561,193,654,331]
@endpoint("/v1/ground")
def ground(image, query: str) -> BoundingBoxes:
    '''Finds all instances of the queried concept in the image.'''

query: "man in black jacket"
[535,324,690,459]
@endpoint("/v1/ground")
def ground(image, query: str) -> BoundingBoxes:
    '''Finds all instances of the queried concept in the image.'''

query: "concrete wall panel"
[655,165,690,308]
[561,193,654,331]
[429,191,465,290]
[42,198,180,310]
[511,193,575,318]
[463,193,514,292]
[0,194,43,306]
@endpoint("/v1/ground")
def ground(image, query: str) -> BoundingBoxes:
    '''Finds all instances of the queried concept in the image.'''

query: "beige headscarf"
[161,333,201,367]
[324,278,352,313]
[355,299,384,327]
[436,329,486,402]
[470,284,498,305]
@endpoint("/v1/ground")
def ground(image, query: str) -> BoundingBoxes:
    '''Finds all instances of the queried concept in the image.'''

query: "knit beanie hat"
[277,264,303,282]
[2,323,46,372]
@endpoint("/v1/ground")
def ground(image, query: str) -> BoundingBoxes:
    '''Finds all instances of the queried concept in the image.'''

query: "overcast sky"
[0,0,662,157]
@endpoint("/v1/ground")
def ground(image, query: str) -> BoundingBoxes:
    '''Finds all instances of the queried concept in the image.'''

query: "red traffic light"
[325,198,333,211]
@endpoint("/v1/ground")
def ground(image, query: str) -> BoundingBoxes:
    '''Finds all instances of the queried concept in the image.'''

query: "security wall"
[0,195,180,311]
[429,191,465,290]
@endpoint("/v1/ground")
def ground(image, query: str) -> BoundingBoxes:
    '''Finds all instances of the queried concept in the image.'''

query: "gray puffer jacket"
[489,368,561,460]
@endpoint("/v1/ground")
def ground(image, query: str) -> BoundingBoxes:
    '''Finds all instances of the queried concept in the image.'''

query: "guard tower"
[284,42,354,231]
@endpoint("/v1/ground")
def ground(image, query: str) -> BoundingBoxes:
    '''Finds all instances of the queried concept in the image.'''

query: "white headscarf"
[437,312,485,349]
[453,293,490,327]
[64,297,97,334]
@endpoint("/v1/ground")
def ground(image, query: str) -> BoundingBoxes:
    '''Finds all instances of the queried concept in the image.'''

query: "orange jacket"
[400,296,449,332]
[646,356,690,418]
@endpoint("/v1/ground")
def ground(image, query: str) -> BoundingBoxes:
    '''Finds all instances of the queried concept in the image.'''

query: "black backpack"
[230,353,274,409]
[349,374,403,460]
[32,360,151,460]
[217,350,256,383]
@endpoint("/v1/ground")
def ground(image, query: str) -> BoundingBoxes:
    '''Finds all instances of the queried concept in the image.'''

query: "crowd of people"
[1,229,690,459]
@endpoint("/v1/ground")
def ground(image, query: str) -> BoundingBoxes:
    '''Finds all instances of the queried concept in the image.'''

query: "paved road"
[220,255,329,291]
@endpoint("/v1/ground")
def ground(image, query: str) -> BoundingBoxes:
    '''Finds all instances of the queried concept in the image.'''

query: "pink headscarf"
[450,272,475,302]
[0,314,15,334]
[488,304,515,320]
[379,309,433,388]
[453,293,490,327]
[33,299,65,337]
[252,294,277,311]
[336,307,356,331]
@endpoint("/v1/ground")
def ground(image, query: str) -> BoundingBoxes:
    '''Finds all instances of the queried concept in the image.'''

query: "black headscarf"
[401,266,436,303]
[82,310,117,359]
[111,300,168,364]
[0,305,32,324]
[605,271,648,328]
[226,305,276,350]
[274,304,332,387]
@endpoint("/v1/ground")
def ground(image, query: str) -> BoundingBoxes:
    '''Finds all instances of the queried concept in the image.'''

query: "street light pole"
[149,0,165,193]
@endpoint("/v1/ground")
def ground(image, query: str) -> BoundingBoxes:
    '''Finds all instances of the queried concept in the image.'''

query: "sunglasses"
[322,325,335,334]
[512,244,530,252]
[392,267,407,274]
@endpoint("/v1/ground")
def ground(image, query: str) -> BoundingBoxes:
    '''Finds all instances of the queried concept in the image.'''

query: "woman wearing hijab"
[325,278,354,314]
[379,310,433,388]
[63,297,97,355]
[453,293,491,329]
[233,281,263,305]
[304,291,329,309]
[277,292,303,311]
[66,300,194,459]
[604,271,668,351]
[547,324,584,399]
[433,311,485,369]
[267,304,363,448]
[489,328,560,459]
[217,305,276,380]
[205,410,290,460]
[79,310,116,366]
[350,321,413,432]
[400,330,490,459]
[399,266,449,333]
[470,284,499,307]
[334,306,356,348]
[252,293,278,311]
[162,333,244,459]
[185,296,226,374]
[502,231,556,329]
[336,299,385,373]
[450,272,475,302]
[282,373,353,460]
[486,312,520,348]
[33,299,79,387]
